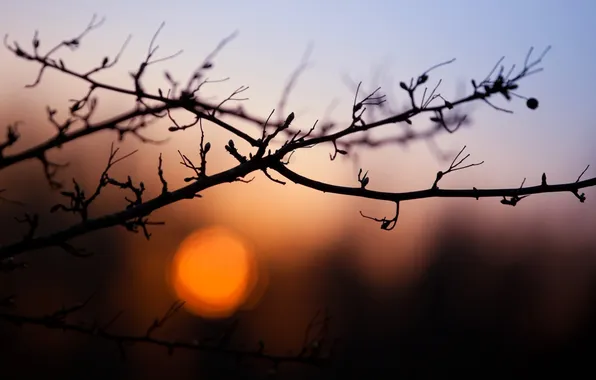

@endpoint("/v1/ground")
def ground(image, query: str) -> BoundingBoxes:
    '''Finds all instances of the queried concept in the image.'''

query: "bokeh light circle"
[169,226,260,318]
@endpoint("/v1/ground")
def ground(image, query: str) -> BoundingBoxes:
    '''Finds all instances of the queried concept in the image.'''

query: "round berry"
[526,98,539,110]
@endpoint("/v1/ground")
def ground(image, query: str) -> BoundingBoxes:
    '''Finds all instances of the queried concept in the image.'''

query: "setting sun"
[169,226,259,318]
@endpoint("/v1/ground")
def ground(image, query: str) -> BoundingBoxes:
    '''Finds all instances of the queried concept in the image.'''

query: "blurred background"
[1,0,596,378]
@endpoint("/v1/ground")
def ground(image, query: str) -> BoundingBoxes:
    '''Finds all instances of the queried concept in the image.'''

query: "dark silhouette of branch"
[0,153,268,259]
[0,16,593,258]
[1,16,595,371]
[272,162,596,202]
[0,298,333,368]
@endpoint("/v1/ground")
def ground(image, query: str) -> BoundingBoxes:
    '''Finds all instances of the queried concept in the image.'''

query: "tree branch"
[272,162,596,202]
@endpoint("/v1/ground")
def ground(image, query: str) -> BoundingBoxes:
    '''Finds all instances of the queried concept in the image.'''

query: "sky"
[2,0,594,177]
[1,0,595,280]
[3,4,596,374]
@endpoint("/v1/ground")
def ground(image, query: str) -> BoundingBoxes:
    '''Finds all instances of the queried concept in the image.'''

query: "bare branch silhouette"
[0,17,593,253]
[0,298,333,367]
[1,15,594,371]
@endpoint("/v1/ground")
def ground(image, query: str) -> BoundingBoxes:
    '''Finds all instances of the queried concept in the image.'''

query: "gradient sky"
[1,0,595,273]
[4,4,596,372]
[2,0,594,175]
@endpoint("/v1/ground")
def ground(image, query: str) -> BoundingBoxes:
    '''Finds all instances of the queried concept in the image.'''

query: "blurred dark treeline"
[2,187,596,379]
[323,219,596,378]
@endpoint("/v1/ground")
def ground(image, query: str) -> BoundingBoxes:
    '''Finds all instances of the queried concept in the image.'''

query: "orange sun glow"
[169,226,259,318]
